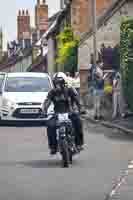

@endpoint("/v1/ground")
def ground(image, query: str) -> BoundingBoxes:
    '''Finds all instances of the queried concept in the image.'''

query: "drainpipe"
[91,0,98,66]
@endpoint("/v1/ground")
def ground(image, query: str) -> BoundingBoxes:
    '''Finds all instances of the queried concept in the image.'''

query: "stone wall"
[79,0,133,97]
[79,1,133,69]
[47,37,55,75]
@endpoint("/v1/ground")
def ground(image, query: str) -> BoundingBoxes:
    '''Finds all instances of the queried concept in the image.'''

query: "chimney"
[42,0,46,4]
[60,0,64,9]
[18,10,21,16]
[35,0,48,34]
[17,9,31,41]
[37,0,40,5]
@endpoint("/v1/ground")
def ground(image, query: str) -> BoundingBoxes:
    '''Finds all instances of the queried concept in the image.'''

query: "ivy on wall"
[120,17,133,111]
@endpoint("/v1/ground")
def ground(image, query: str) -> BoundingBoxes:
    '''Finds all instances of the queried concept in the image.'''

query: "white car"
[0,72,6,88]
[0,72,54,121]
[0,72,7,108]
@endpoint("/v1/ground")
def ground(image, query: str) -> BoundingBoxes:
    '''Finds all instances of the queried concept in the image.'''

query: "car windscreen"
[4,76,51,92]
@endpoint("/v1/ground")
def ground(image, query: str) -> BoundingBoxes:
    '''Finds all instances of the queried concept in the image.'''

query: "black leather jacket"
[43,87,80,114]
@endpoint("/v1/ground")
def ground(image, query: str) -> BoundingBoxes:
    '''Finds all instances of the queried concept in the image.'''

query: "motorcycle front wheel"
[61,140,72,168]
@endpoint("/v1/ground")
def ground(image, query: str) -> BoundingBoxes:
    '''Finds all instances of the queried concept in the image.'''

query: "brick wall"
[71,0,114,35]
[71,0,90,34]
[96,0,113,16]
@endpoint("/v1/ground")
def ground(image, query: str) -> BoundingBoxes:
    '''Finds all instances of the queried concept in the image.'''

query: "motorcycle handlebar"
[41,111,80,120]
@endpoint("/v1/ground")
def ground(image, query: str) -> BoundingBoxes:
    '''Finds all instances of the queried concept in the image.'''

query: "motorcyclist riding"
[43,73,84,155]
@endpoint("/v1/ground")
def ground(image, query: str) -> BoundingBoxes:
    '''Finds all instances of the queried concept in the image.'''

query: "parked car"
[0,72,54,121]
[0,72,7,116]
[0,72,6,89]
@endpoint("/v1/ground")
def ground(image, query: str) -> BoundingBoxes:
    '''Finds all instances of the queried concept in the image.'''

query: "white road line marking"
[104,165,130,200]
[109,174,128,198]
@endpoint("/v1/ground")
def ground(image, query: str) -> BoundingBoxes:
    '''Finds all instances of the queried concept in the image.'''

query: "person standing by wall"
[93,70,104,120]
[73,72,80,94]
[66,72,74,88]
[112,72,125,119]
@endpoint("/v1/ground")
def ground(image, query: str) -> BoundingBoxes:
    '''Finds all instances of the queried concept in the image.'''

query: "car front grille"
[17,102,42,106]
[12,108,42,119]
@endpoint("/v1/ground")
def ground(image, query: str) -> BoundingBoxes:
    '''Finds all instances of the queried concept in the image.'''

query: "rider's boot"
[76,144,84,152]
[50,146,57,155]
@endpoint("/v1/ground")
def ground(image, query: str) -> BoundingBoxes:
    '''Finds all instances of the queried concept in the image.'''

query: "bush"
[120,17,133,111]
[56,26,79,73]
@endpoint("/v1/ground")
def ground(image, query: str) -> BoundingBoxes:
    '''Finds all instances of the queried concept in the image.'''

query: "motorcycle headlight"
[59,126,66,133]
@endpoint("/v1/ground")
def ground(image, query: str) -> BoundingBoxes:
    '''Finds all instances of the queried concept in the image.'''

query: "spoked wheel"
[69,152,72,165]
[61,140,71,168]
[0,116,2,125]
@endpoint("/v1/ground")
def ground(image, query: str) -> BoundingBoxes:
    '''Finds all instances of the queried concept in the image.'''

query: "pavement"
[82,108,133,134]
[0,121,133,199]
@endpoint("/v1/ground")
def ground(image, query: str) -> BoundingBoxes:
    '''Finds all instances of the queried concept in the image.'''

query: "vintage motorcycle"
[45,113,79,168]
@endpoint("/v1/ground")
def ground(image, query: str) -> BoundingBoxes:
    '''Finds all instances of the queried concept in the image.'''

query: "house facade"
[78,0,133,95]
[47,6,71,75]
[0,49,32,72]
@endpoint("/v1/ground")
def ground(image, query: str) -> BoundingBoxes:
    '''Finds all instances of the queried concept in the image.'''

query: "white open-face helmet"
[54,72,67,80]
[53,72,67,87]
[53,72,67,82]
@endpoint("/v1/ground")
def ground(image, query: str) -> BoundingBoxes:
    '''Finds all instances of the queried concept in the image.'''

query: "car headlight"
[2,98,16,108]
[47,104,54,114]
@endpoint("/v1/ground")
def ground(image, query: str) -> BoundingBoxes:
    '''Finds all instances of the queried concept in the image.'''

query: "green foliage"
[120,17,133,111]
[56,26,79,73]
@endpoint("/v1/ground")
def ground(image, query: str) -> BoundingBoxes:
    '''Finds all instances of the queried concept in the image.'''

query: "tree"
[56,26,79,74]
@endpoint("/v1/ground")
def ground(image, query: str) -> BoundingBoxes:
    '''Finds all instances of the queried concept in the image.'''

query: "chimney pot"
[37,0,40,5]
[26,9,29,15]
[18,10,21,16]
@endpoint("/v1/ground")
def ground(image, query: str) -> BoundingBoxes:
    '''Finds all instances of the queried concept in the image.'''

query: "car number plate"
[20,109,39,114]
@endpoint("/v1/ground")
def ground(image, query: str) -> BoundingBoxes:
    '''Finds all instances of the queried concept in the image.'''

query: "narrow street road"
[0,120,133,200]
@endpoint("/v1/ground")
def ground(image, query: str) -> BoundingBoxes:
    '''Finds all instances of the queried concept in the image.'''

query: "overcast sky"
[0,0,60,49]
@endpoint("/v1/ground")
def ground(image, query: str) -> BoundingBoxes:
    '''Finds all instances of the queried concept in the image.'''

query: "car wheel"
[0,116,1,125]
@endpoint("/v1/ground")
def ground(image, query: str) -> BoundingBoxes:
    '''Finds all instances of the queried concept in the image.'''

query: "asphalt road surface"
[0,120,133,200]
